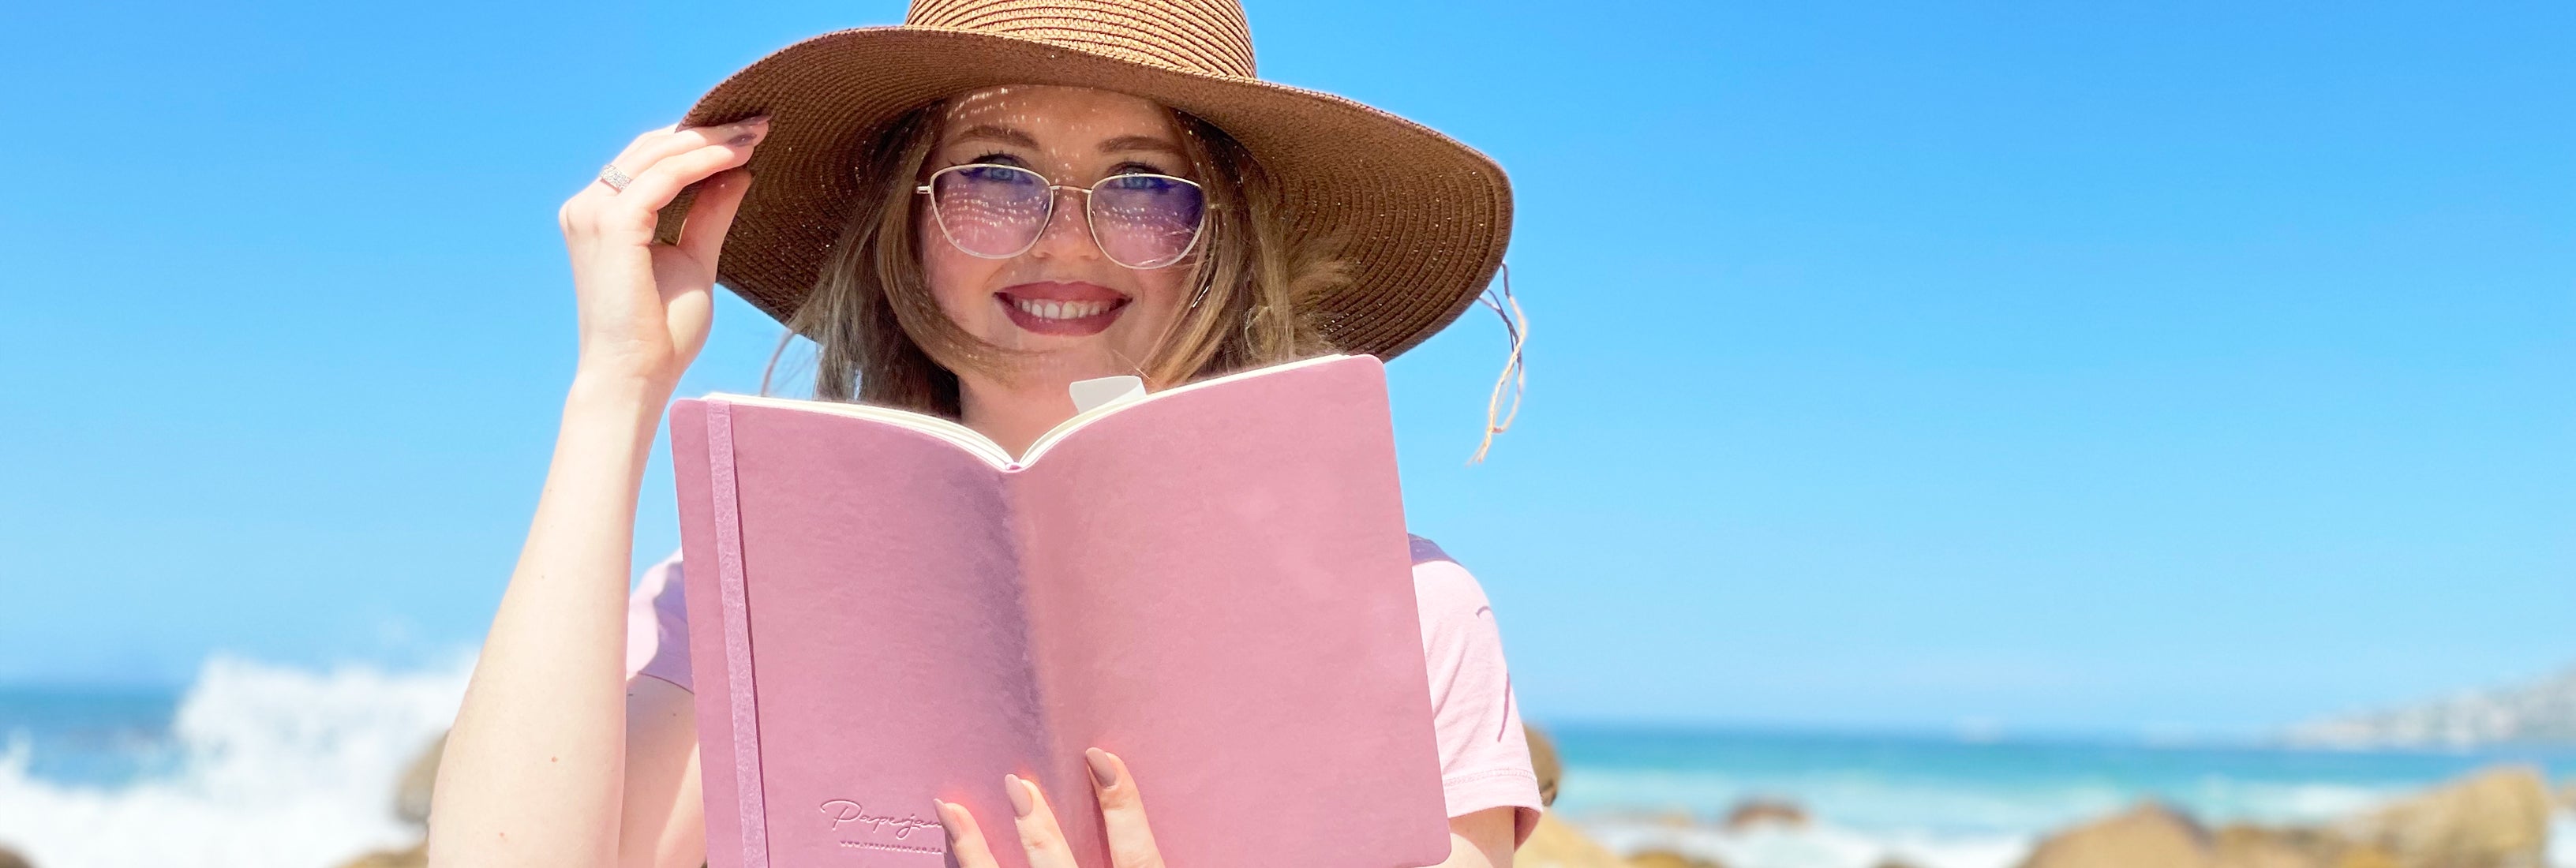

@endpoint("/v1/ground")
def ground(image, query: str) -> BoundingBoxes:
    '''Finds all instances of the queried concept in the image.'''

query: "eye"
[966,152,1029,168]
[1109,161,1178,179]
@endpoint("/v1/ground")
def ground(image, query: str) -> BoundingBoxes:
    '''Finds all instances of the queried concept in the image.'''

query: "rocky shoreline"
[3,726,2545,868]
[1517,727,2564,868]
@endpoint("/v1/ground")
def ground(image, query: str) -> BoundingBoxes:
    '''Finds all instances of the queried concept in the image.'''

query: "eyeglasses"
[915,163,1208,270]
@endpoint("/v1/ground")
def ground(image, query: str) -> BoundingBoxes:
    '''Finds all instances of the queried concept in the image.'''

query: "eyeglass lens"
[929,165,1205,269]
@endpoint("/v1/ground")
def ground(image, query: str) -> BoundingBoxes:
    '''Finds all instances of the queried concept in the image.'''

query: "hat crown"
[906,0,1257,78]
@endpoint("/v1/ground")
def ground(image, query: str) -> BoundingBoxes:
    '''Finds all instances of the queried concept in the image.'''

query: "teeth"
[1013,297,1111,320]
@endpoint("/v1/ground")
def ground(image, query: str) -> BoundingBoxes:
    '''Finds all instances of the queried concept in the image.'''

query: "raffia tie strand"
[1469,264,1526,465]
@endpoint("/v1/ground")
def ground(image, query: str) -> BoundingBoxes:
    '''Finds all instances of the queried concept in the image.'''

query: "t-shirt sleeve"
[623,549,695,693]
[1411,554,1544,848]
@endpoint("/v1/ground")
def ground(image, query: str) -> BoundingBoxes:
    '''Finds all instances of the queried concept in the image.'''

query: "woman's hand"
[935,747,1166,868]
[555,116,769,391]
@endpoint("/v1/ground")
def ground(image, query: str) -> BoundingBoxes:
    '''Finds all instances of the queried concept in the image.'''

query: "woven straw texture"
[650,0,1511,360]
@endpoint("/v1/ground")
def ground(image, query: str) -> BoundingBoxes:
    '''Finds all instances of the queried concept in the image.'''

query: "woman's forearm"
[429,372,672,868]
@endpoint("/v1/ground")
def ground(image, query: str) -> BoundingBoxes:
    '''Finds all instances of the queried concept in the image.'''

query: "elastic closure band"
[706,400,770,867]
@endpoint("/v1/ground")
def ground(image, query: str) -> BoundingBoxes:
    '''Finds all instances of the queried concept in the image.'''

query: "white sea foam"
[1578,816,2032,868]
[0,654,470,868]
[1575,810,2576,868]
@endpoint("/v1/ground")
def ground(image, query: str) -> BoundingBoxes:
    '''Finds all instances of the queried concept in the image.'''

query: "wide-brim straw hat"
[649,0,1511,360]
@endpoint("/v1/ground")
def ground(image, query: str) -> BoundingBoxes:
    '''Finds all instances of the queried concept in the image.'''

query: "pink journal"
[668,354,1453,868]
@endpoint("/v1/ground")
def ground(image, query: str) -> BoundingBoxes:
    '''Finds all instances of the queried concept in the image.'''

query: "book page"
[1019,354,1352,464]
[699,354,1351,470]
[1004,354,1454,868]
[707,393,1015,466]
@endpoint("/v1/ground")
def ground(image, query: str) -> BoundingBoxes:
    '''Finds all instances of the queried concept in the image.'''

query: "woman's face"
[920,84,1196,392]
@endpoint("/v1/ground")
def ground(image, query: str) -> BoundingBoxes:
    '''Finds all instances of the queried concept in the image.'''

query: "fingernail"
[1004,774,1035,817]
[1084,748,1119,790]
[728,132,758,146]
[746,114,773,125]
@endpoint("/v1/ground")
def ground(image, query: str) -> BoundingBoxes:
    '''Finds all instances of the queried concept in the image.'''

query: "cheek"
[920,215,1002,327]
[1125,266,1193,327]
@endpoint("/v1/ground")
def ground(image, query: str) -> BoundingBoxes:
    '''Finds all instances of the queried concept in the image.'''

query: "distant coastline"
[2289,664,2576,749]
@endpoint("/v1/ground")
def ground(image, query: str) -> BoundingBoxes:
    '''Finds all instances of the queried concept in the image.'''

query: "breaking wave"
[0,655,470,868]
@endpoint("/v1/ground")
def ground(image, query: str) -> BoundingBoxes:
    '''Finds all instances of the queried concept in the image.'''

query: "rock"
[395,731,447,827]
[2208,823,2404,868]
[2016,802,2213,868]
[2331,851,2402,868]
[2210,825,2327,868]
[1578,808,1699,829]
[1517,812,1631,868]
[1721,798,1808,831]
[335,733,446,868]
[1526,722,1562,808]
[1630,850,1727,868]
[333,842,425,868]
[0,844,31,868]
[2343,765,2548,868]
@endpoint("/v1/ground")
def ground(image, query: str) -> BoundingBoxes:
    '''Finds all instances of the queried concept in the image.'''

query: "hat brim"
[651,25,1511,360]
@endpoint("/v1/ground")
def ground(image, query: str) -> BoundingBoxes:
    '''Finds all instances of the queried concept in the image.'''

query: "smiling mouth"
[1009,297,1118,320]
[997,282,1130,337]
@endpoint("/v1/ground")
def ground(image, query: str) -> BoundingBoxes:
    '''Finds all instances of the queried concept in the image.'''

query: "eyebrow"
[946,124,1040,150]
[945,125,1185,157]
[1098,134,1185,156]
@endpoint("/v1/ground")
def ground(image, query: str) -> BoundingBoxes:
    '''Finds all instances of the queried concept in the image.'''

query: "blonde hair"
[781,99,1343,417]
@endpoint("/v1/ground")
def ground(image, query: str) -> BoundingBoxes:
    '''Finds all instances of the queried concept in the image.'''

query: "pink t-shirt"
[623,534,1544,847]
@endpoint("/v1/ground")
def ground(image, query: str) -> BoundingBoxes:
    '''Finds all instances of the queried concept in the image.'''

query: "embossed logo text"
[818,799,944,840]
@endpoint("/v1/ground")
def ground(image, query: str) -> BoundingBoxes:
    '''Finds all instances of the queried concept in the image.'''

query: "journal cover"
[668,354,1453,868]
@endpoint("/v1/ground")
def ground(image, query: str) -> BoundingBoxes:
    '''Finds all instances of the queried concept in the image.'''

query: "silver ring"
[597,163,634,193]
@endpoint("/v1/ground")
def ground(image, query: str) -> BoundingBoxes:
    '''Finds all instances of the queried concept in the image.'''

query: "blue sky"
[2,1,2568,738]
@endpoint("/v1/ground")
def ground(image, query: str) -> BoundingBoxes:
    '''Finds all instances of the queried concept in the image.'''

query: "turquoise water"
[0,687,184,786]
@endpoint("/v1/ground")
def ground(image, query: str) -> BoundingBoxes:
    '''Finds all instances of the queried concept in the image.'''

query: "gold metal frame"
[915,163,1209,269]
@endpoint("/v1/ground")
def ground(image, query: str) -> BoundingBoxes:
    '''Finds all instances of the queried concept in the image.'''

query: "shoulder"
[1407,534,1496,625]
[1404,534,1544,845]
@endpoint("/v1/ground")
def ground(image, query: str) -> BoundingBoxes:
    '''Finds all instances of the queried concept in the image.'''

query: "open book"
[668,354,1452,868]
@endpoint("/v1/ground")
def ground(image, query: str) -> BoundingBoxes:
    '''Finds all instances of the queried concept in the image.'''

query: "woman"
[430,3,1536,867]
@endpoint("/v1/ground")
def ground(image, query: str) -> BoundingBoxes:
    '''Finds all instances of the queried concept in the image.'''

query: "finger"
[613,140,761,218]
[935,799,1002,868]
[1086,748,1166,868]
[560,119,767,242]
[597,117,769,195]
[676,166,753,266]
[1006,773,1081,868]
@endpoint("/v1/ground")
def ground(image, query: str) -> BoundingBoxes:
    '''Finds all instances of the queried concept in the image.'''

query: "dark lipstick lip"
[995,290,1130,337]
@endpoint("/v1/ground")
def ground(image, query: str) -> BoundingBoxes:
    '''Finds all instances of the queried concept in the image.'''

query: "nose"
[1024,185,1102,262]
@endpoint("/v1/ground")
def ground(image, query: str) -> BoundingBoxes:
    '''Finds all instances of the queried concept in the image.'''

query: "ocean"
[2,657,2571,868]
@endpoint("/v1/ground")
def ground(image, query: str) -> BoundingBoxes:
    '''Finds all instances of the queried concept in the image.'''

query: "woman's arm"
[425,117,767,868]
[619,677,709,868]
[1444,806,1518,868]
